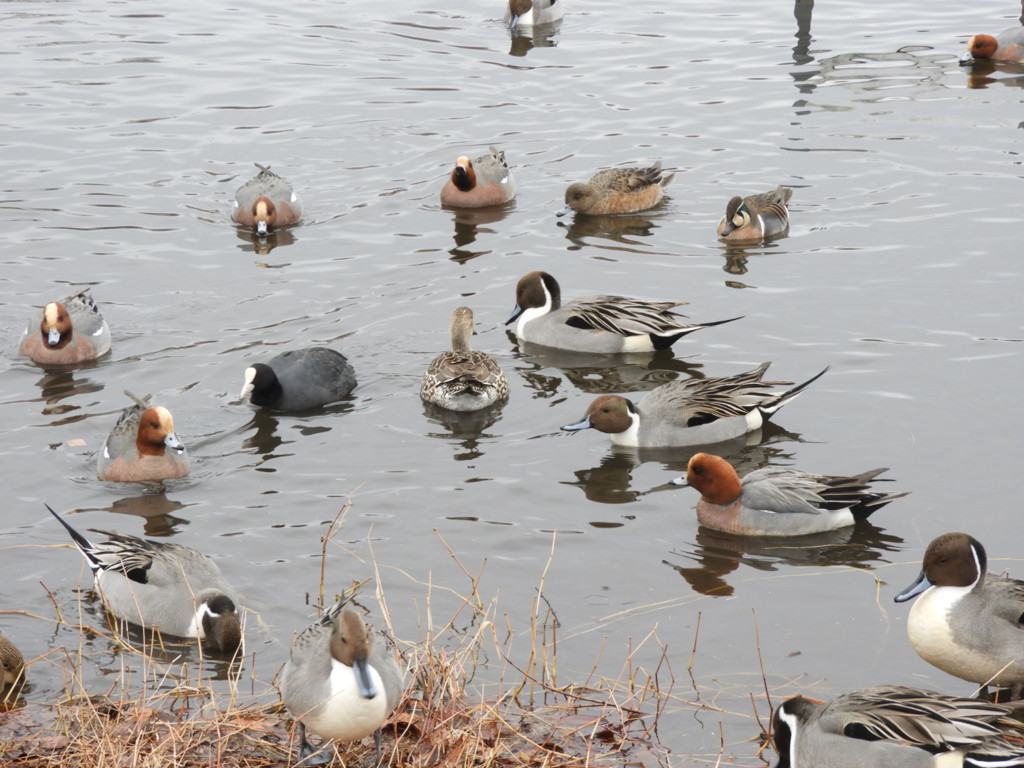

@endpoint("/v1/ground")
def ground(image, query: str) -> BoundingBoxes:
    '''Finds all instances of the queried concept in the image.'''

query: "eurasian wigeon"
[232,162,303,236]
[960,27,1024,63]
[677,452,907,536]
[19,288,111,365]
[96,391,190,483]
[440,146,517,208]
[558,162,674,216]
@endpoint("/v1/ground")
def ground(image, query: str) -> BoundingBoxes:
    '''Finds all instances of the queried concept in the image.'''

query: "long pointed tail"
[45,503,101,572]
[760,365,830,420]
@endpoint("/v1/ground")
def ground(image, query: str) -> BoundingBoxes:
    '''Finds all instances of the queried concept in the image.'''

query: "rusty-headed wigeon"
[19,288,111,365]
[97,391,190,483]
[676,453,907,536]
[717,185,792,243]
[232,162,302,236]
[561,362,828,448]
[504,270,740,354]
[558,162,674,216]
[440,146,517,208]
[960,26,1024,64]
[894,532,1024,698]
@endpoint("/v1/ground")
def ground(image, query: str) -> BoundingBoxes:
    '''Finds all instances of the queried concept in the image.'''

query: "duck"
[0,633,24,694]
[240,347,357,412]
[894,532,1024,698]
[677,453,907,536]
[421,306,509,412]
[504,270,741,354]
[717,185,792,242]
[97,391,190,482]
[960,27,1024,64]
[18,288,111,365]
[558,162,674,216]
[771,685,1024,768]
[561,362,828,448]
[231,162,303,236]
[440,146,516,208]
[504,0,563,29]
[46,503,242,654]
[281,601,403,767]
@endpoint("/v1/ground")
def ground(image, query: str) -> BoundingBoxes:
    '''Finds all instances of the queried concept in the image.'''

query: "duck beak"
[958,51,976,65]
[560,416,592,432]
[256,220,269,236]
[893,571,932,603]
[555,204,572,218]
[164,433,185,453]
[48,328,62,347]
[670,476,689,487]
[507,13,521,30]
[353,657,379,700]
[504,304,524,325]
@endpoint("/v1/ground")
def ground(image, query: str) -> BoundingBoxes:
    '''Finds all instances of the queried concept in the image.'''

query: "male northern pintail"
[717,186,792,243]
[240,347,357,412]
[676,453,907,536]
[505,270,740,354]
[960,27,1024,63]
[440,146,516,208]
[561,362,827,448]
[19,288,111,365]
[0,633,24,694]
[46,504,242,654]
[771,685,1024,768]
[558,162,673,216]
[97,391,190,482]
[232,162,303,236]
[504,0,563,30]
[421,306,509,412]
[281,601,403,766]
[894,532,1024,698]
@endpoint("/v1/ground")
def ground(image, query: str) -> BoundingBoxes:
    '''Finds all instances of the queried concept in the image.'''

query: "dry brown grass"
[0,505,687,767]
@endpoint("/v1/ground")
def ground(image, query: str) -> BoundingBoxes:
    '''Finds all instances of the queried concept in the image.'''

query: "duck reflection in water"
[664,521,903,598]
[235,224,296,261]
[422,402,504,462]
[563,422,802,506]
[558,210,664,249]
[447,206,510,263]
[106,493,191,538]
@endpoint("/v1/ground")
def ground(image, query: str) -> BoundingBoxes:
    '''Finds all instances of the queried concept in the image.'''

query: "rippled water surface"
[3,0,1024,763]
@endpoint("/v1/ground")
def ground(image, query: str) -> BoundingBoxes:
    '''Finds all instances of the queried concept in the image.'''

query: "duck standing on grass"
[281,602,404,766]
[46,504,242,655]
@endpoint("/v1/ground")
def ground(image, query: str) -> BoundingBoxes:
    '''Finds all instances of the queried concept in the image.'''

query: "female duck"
[0,633,24,694]
[772,685,1024,768]
[421,306,508,412]
[561,362,827,448]
[505,270,740,354]
[97,391,189,482]
[232,163,302,236]
[678,452,907,536]
[440,146,516,208]
[281,602,403,766]
[559,162,673,216]
[717,186,792,243]
[894,532,1024,698]
[47,504,242,654]
[19,288,111,365]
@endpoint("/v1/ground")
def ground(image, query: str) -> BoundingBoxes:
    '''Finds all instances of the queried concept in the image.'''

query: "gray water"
[2,0,1024,763]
